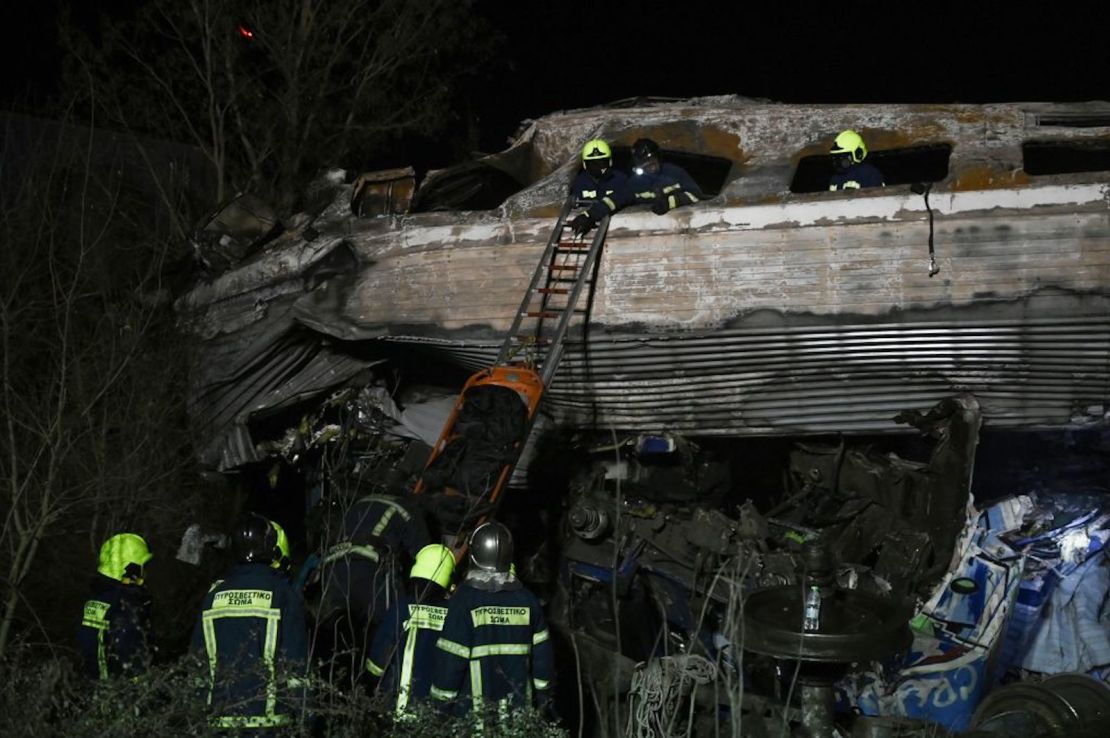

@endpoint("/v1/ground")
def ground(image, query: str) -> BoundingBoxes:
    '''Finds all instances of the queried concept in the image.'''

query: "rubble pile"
[224,374,1110,735]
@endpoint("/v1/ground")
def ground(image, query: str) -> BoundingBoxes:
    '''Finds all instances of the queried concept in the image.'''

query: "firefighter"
[569,138,627,204]
[828,129,885,191]
[429,521,554,717]
[317,492,430,682]
[366,543,456,714]
[571,137,703,236]
[77,533,154,680]
[192,513,307,733]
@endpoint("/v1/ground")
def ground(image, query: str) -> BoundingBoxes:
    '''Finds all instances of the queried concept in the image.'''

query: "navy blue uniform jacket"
[829,161,884,190]
[570,168,628,203]
[77,574,152,680]
[191,563,307,728]
[430,580,554,713]
[321,494,430,628]
[366,589,450,712]
[586,162,704,221]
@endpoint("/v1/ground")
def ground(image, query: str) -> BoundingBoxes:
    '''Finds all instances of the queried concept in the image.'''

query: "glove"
[570,212,595,237]
[651,193,671,215]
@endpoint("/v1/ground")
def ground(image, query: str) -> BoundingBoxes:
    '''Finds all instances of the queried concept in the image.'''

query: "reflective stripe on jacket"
[321,495,430,627]
[586,162,704,221]
[191,563,307,729]
[570,168,628,203]
[366,592,450,714]
[76,575,151,680]
[829,161,885,190]
[429,581,554,713]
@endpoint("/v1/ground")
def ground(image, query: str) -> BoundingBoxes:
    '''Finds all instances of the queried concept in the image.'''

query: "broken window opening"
[1034,113,1110,128]
[1022,139,1110,176]
[409,162,526,213]
[790,143,952,194]
[410,137,541,213]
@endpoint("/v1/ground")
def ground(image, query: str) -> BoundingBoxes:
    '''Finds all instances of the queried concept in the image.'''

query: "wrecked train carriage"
[179,97,1110,469]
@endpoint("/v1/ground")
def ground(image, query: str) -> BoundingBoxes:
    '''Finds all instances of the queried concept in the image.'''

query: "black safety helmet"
[632,138,661,175]
[231,513,281,565]
[468,521,514,574]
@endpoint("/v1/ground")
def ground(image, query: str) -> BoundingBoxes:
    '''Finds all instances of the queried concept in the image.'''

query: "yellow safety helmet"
[410,544,455,589]
[270,520,291,571]
[830,129,867,163]
[97,533,153,583]
[581,138,612,163]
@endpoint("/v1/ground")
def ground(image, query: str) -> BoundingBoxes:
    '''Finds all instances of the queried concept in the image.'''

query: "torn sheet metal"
[192,192,281,276]
[192,328,385,469]
[781,394,982,594]
[851,498,1026,732]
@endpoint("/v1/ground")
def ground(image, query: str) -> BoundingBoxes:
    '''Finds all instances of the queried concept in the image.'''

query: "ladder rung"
[528,308,590,317]
[557,242,590,250]
[547,265,578,271]
[537,287,569,295]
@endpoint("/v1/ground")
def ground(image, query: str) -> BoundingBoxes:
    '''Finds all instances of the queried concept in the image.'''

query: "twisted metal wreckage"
[177,97,1110,735]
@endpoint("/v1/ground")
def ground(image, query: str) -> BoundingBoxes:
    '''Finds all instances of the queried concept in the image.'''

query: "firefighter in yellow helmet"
[366,544,456,714]
[570,138,628,203]
[828,129,885,191]
[77,533,154,680]
[572,137,704,236]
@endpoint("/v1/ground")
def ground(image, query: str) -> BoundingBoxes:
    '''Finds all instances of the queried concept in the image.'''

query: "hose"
[625,654,718,738]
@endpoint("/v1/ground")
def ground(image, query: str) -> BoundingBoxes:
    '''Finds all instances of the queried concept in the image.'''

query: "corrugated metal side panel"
[195,331,383,469]
[384,313,1110,435]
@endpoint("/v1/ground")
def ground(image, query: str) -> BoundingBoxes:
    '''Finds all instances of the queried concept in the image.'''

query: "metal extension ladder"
[498,197,610,381]
[413,197,610,550]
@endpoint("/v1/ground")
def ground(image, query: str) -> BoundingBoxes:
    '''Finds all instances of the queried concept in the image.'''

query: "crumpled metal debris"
[555,395,988,735]
[781,394,983,597]
[192,191,281,275]
[175,523,228,566]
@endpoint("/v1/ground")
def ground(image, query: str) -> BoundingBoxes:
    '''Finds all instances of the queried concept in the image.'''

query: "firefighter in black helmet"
[430,521,554,716]
[192,513,307,733]
[571,137,703,236]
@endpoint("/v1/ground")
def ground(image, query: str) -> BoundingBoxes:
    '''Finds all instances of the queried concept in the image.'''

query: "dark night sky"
[469,0,1110,150]
[3,1,1108,161]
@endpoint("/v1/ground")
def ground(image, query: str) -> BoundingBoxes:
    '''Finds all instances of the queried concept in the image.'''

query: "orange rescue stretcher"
[412,364,546,549]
